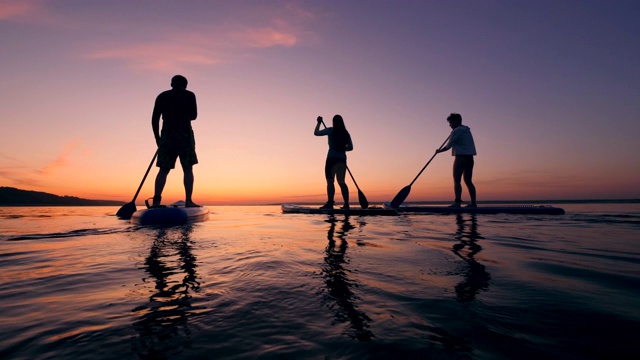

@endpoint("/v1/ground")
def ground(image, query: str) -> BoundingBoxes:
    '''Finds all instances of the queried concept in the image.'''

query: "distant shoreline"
[1,187,637,207]
[0,187,124,207]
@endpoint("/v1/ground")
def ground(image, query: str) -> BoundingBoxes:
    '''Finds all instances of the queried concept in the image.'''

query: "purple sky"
[1,0,639,203]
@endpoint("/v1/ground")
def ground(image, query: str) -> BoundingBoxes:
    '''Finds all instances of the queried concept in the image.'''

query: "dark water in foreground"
[0,203,638,359]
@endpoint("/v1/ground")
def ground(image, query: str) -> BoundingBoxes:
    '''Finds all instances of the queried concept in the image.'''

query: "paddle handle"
[131,150,158,202]
[408,134,451,186]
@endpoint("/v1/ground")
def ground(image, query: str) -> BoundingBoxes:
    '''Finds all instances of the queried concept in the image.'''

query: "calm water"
[0,203,638,359]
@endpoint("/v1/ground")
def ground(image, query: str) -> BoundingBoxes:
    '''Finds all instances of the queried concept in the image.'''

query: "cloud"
[0,0,35,20]
[0,169,44,188]
[3,1,317,72]
[87,42,222,73]
[82,2,314,73]
[0,141,87,191]
[232,26,298,48]
[36,141,79,175]
[0,154,43,188]
[0,0,58,24]
[86,22,301,72]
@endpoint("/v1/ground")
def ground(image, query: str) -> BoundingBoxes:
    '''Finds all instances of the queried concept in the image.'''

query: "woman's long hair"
[331,114,350,151]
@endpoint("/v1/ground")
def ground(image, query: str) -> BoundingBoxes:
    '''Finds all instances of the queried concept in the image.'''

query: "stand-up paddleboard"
[282,204,398,216]
[131,201,210,225]
[384,201,565,215]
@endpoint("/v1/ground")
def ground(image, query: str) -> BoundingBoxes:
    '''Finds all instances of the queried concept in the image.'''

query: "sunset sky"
[1,0,639,205]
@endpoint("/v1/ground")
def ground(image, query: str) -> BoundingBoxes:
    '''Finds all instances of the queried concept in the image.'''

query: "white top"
[445,125,476,156]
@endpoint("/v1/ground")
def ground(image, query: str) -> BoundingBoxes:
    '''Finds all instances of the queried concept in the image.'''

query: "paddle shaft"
[409,135,451,186]
[389,134,451,208]
[407,135,451,187]
[131,150,158,202]
[346,167,359,188]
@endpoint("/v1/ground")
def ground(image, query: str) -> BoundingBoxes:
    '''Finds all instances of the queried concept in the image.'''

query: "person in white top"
[436,113,477,207]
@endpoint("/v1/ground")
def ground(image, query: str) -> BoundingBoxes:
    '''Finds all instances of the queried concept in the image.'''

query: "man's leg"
[463,159,476,206]
[180,130,200,207]
[183,165,199,207]
[453,158,464,205]
[154,167,171,206]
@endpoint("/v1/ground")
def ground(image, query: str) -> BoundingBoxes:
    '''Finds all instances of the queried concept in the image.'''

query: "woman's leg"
[324,158,336,206]
[334,163,349,206]
[326,179,336,204]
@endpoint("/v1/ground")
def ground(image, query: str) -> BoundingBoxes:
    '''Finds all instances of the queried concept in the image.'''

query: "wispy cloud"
[0,0,36,20]
[36,141,79,175]
[85,23,302,72]
[0,0,59,24]
[0,169,44,188]
[87,41,222,72]
[0,141,87,191]
[2,1,318,72]
[0,154,43,188]
[232,26,298,48]
[82,3,316,72]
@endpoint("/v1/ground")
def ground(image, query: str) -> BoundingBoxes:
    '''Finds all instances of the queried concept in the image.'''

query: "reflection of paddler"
[452,214,490,302]
[132,225,201,358]
[321,215,373,341]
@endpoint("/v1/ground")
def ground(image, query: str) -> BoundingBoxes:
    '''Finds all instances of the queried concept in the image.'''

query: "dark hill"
[0,187,124,206]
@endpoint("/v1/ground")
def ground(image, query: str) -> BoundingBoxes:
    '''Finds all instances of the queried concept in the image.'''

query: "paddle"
[389,135,451,208]
[116,150,158,219]
[346,167,369,210]
[320,120,369,209]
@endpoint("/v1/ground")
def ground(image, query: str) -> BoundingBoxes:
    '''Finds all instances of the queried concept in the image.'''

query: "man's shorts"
[156,128,198,169]
[453,155,474,175]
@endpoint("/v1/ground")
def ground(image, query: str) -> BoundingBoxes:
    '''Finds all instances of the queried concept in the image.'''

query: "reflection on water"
[452,214,490,302]
[131,225,202,359]
[0,205,638,359]
[320,215,373,341]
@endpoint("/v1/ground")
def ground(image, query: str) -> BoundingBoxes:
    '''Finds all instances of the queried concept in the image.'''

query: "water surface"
[1,203,638,359]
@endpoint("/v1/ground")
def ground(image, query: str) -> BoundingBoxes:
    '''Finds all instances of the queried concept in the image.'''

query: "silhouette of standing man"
[436,113,477,208]
[150,75,200,208]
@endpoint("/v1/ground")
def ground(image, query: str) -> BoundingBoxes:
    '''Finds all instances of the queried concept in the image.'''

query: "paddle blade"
[116,201,137,220]
[358,190,369,209]
[389,185,411,208]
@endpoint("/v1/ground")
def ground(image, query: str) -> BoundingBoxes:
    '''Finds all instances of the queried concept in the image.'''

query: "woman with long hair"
[314,114,353,209]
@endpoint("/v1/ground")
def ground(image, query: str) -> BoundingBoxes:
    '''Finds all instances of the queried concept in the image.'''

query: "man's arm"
[436,130,456,153]
[152,96,162,145]
[189,92,197,121]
